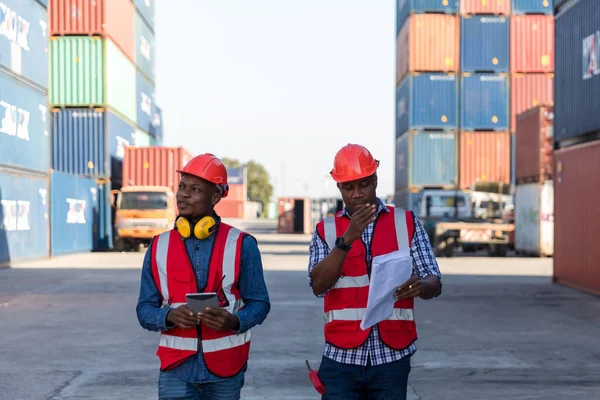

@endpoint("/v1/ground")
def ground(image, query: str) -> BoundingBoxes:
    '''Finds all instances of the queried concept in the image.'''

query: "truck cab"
[111,185,176,251]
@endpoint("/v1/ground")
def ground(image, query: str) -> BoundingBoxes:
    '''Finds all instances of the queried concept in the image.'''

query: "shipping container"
[396,14,460,84]
[135,10,155,83]
[396,0,459,35]
[136,70,155,133]
[510,15,554,73]
[51,109,107,177]
[0,72,49,173]
[460,0,510,15]
[49,36,104,106]
[277,197,312,234]
[459,131,511,189]
[107,111,136,180]
[49,0,135,62]
[396,73,458,136]
[224,183,247,202]
[396,130,458,190]
[510,73,553,132]
[106,39,137,124]
[394,189,420,211]
[122,147,193,195]
[512,0,553,14]
[50,171,111,255]
[215,200,245,219]
[553,140,600,296]
[460,15,509,72]
[227,167,246,185]
[515,181,553,257]
[0,0,48,89]
[150,106,163,141]
[553,0,568,11]
[461,73,509,130]
[0,169,49,264]
[554,0,600,144]
[510,133,515,185]
[515,106,553,182]
[134,0,155,32]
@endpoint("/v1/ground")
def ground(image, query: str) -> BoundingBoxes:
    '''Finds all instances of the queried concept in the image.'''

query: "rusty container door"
[553,140,600,296]
[510,15,554,73]
[510,73,554,133]
[459,131,511,189]
[515,106,553,183]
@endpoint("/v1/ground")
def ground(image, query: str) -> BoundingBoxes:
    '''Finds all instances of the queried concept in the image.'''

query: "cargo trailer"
[515,181,553,257]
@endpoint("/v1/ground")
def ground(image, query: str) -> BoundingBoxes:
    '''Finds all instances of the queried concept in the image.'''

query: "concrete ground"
[1,219,599,400]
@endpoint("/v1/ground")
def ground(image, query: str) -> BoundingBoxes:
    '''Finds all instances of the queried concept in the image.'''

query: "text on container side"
[0,3,30,51]
[583,31,600,80]
[0,101,30,141]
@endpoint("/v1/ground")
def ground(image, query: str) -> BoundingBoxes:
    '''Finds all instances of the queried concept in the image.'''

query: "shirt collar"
[337,198,389,218]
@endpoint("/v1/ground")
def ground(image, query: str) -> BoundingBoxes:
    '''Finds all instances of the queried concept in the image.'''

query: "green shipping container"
[49,37,137,124]
[49,36,104,106]
[134,128,152,147]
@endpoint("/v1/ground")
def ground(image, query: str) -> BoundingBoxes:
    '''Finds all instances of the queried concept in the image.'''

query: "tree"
[221,158,273,217]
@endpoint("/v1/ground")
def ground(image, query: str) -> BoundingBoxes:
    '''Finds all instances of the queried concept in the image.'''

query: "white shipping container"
[515,181,554,257]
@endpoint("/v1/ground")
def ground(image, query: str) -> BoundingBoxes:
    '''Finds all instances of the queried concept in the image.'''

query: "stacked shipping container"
[214,167,248,219]
[553,0,600,295]
[0,0,50,264]
[394,0,555,207]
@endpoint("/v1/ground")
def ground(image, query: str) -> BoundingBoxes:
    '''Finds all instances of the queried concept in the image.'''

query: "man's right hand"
[343,203,377,244]
[166,305,197,329]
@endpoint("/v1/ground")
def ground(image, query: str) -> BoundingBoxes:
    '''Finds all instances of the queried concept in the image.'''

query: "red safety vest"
[150,223,250,378]
[316,206,417,350]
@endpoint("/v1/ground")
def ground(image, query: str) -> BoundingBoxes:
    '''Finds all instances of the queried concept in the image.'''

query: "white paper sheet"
[360,248,413,330]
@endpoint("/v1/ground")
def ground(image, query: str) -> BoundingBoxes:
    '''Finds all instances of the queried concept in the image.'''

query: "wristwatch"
[335,236,352,252]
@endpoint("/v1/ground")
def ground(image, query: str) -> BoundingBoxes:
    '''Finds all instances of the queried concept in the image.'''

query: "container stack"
[553,0,600,295]
[395,0,460,209]
[514,106,554,257]
[394,0,555,208]
[214,167,248,219]
[0,0,50,265]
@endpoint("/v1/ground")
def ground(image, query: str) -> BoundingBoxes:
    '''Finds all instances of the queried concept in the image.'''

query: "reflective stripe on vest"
[325,308,414,324]
[159,330,251,353]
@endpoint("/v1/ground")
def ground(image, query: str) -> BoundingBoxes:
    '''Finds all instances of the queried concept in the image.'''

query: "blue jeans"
[317,355,411,400]
[158,370,245,400]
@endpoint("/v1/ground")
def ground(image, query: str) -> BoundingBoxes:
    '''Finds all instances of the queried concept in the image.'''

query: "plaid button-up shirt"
[308,198,442,366]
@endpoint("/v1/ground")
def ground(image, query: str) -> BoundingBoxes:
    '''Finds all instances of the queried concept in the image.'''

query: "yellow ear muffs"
[175,216,218,240]
[193,216,217,240]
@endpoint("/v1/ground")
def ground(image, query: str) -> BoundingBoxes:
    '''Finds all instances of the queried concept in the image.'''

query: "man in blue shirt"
[136,153,271,400]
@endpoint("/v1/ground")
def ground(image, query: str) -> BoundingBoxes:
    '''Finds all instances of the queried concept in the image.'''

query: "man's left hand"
[394,276,420,299]
[198,307,240,331]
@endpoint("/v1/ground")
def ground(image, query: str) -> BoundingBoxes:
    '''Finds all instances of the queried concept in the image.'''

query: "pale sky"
[155,0,396,199]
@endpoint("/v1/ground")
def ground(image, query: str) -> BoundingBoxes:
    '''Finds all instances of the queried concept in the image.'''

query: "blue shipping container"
[555,0,600,143]
[394,190,420,211]
[136,70,155,133]
[135,10,155,83]
[150,105,162,141]
[227,167,245,185]
[396,130,457,189]
[134,0,155,32]
[396,0,458,35]
[461,73,509,130]
[396,73,458,137]
[0,72,49,172]
[0,0,48,89]
[108,111,136,180]
[50,171,112,255]
[512,0,553,14]
[34,0,47,8]
[460,16,509,72]
[51,109,107,177]
[0,169,48,264]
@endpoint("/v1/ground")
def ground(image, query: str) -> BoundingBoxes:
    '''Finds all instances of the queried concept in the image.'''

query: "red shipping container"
[459,131,511,189]
[122,147,193,195]
[215,200,245,219]
[515,106,553,183]
[226,183,247,202]
[510,15,554,73]
[460,0,510,15]
[396,14,460,85]
[49,0,135,62]
[553,140,600,296]
[511,73,554,132]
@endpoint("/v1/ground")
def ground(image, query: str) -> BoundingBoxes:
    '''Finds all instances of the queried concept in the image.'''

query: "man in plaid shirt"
[308,144,442,400]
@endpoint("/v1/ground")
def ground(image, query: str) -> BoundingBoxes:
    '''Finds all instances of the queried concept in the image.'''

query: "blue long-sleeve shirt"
[136,231,271,383]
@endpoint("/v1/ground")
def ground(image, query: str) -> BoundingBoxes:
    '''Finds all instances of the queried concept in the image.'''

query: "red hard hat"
[177,153,229,197]
[330,144,379,183]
